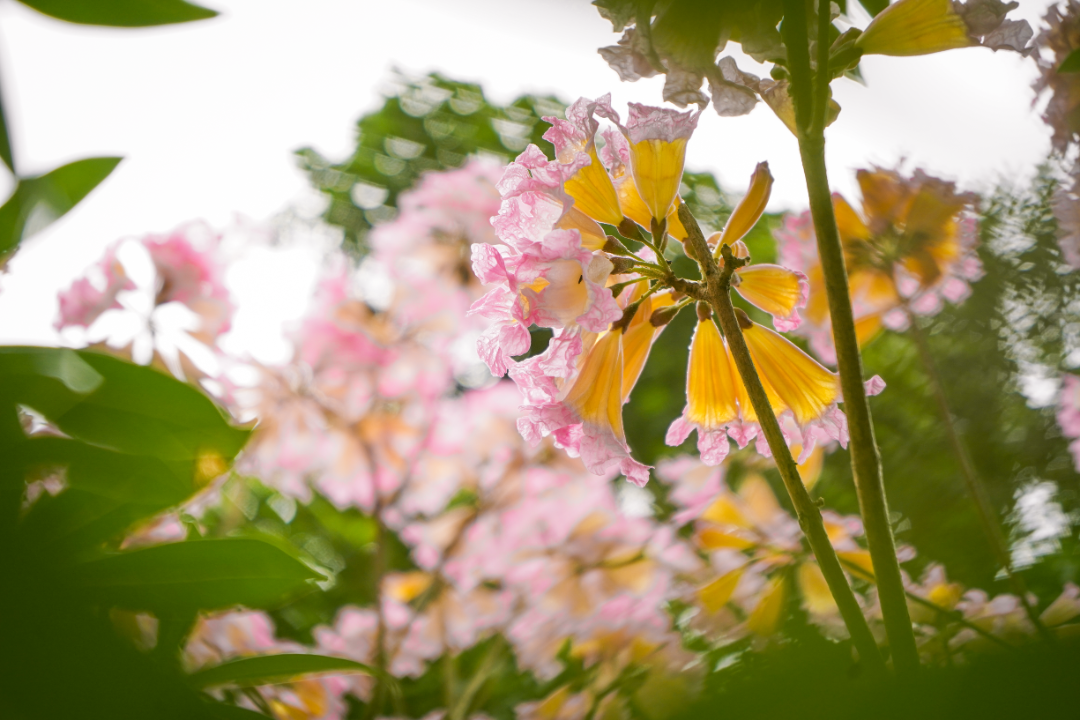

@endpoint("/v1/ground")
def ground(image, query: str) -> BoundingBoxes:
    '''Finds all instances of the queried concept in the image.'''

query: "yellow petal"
[607,557,657,595]
[748,575,788,636]
[738,474,782,527]
[856,169,910,230]
[617,177,687,240]
[630,137,688,221]
[700,494,752,528]
[565,145,623,226]
[557,206,608,251]
[832,194,870,245]
[804,265,831,326]
[837,550,876,580]
[797,562,838,616]
[729,337,787,425]
[926,581,964,611]
[385,571,433,602]
[698,567,745,613]
[718,162,772,249]
[795,444,825,489]
[696,526,756,550]
[685,318,739,429]
[622,291,674,402]
[741,321,841,427]
[564,330,626,439]
[857,0,975,57]
[734,264,804,322]
[854,312,885,348]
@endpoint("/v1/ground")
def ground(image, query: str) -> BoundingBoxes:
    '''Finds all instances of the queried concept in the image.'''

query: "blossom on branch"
[776,167,982,364]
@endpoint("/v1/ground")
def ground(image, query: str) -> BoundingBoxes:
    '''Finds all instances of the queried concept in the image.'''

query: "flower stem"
[678,204,886,675]
[782,0,921,675]
[901,303,1056,646]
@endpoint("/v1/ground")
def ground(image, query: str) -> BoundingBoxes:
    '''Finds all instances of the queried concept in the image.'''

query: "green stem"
[678,205,886,675]
[901,303,1056,646]
[783,0,921,675]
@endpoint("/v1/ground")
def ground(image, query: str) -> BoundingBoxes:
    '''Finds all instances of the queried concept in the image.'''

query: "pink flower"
[471,145,620,377]
[55,242,134,330]
[143,222,235,340]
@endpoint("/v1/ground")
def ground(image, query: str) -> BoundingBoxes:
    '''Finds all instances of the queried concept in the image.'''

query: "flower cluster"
[775,167,982,364]
[474,97,882,480]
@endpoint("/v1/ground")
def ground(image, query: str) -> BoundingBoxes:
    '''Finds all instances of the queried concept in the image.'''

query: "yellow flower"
[564,144,625,226]
[619,103,700,223]
[685,313,739,430]
[629,135,689,222]
[556,206,609,251]
[615,174,688,241]
[736,316,840,427]
[621,288,675,400]
[748,575,789,636]
[564,329,626,438]
[857,0,974,57]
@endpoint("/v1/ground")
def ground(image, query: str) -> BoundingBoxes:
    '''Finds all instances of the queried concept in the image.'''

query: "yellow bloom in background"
[776,166,981,364]
[748,575,788,636]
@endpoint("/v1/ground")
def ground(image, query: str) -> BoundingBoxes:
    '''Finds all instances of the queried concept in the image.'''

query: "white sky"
[0,0,1058,354]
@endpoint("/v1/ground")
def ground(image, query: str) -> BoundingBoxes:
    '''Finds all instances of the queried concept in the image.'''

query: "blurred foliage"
[297,73,563,255]
[0,348,352,719]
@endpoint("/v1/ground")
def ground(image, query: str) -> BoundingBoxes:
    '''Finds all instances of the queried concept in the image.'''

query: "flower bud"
[609,256,637,275]
[649,303,682,327]
[718,162,773,249]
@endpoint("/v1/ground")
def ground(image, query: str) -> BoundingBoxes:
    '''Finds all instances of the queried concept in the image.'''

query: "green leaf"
[189,653,373,689]
[1,347,249,463]
[0,346,103,400]
[14,439,199,549]
[1060,48,1080,73]
[0,157,121,255]
[74,538,324,612]
[16,0,217,27]
[61,350,250,461]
